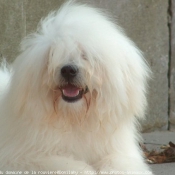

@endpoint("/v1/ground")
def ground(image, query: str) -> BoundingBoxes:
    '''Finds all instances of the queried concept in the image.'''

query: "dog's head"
[10,2,150,124]
[48,42,91,104]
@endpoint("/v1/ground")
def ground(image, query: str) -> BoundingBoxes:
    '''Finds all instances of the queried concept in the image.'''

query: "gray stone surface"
[151,163,175,175]
[143,131,175,175]
[170,0,175,131]
[0,0,171,131]
[143,131,175,146]
[0,0,25,61]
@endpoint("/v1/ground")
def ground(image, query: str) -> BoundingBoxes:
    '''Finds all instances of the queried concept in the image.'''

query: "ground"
[143,131,175,175]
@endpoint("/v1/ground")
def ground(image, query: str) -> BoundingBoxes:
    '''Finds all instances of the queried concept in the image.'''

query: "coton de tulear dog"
[0,1,153,175]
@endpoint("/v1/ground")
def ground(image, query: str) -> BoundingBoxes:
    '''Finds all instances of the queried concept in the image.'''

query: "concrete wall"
[170,0,175,131]
[0,0,174,132]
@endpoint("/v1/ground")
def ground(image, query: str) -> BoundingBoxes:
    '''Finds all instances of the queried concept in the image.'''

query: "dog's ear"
[124,50,150,119]
[94,34,151,120]
[7,38,52,116]
[114,39,151,119]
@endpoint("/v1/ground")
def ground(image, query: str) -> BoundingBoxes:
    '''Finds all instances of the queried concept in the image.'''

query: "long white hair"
[0,1,151,171]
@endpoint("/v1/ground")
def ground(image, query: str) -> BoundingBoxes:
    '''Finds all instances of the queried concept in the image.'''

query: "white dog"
[0,1,153,175]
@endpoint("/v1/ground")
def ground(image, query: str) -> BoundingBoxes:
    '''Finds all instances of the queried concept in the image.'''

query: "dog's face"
[51,47,89,104]
[47,42,101,114]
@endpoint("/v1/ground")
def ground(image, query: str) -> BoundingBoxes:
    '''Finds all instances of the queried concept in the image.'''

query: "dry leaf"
[141,141,175,164]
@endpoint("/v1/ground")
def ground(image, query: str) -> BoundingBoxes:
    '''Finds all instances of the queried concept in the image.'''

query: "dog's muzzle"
[59,65,88,103]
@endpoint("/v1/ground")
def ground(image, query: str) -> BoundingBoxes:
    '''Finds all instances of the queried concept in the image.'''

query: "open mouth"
[60,84,88,103]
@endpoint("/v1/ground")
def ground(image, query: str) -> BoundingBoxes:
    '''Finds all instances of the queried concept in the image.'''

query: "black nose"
[61,65,78,80]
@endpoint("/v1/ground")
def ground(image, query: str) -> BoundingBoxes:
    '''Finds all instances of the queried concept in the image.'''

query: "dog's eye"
[82,53,87,61]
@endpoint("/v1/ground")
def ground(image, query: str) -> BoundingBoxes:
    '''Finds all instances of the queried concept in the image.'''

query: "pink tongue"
[62,85,80,97]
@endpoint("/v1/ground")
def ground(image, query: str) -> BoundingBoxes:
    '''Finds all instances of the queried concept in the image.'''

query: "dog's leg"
[94,126,154,175]
[33,156,95,174]
[95,154,153,175]
[94,146,154,175]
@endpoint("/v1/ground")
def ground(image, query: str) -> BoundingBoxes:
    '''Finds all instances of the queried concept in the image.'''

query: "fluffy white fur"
[0,1,153,175]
